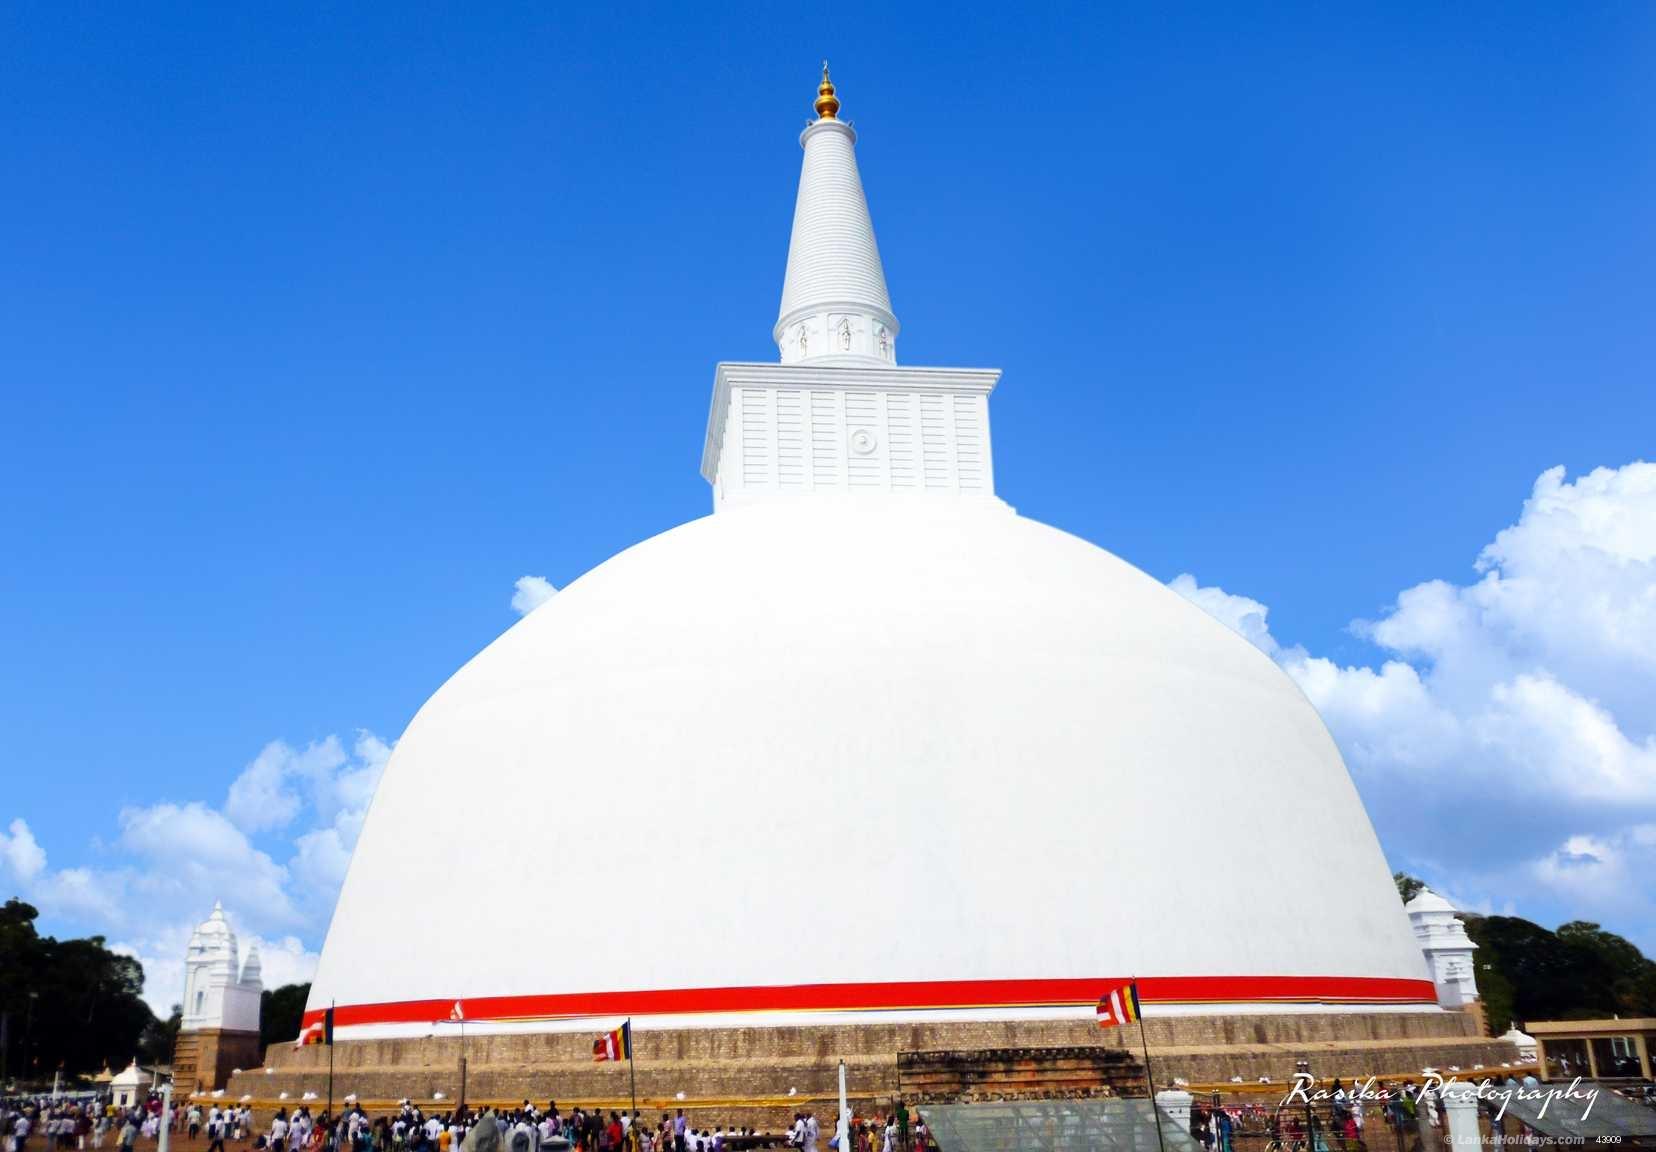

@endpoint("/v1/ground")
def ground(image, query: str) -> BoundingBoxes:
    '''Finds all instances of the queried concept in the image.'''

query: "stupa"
[237,67,1510,1117]
[172,901,263,1094]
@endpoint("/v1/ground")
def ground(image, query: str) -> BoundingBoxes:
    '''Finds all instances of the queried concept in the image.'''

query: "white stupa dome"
[304,72,1433,1040]
[309,499,1431,1034]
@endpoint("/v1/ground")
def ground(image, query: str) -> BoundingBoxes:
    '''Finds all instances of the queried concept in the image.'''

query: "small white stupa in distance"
[182,901,262,1033]
[174,901,262,1093]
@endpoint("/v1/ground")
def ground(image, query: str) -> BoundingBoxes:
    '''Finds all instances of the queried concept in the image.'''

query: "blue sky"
[3,3,1654,1008]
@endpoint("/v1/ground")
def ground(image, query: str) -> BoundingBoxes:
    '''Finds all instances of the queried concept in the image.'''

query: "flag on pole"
[296,1007,335,1047]
[592,1021,632,1062]
[449,1001,465,1022]
[1096,981,1141,1028]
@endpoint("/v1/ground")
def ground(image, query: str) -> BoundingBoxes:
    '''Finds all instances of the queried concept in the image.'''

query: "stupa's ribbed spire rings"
[777,64,897,364]
[814,61,840,120]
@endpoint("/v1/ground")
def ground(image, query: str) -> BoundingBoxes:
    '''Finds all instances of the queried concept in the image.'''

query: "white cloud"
[252,934,322,993]
[114,802,302,929]
[313,731,390,835]
[0,817,46,883]
[1526,825,1656,938]
[223,736,368,835]
[511,575,558,616]
[1172,461,1656,949]
[286,730,389,913]
[1363,463,1656,727]
[290,826,354,894]
[32,865,124,923]
[1166,574,1279,655]
[223,742,302,833]
[5,729,392,1010]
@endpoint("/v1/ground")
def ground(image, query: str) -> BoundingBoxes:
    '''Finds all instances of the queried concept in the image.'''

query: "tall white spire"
[702,67,1000,509]
[774,64,899,365]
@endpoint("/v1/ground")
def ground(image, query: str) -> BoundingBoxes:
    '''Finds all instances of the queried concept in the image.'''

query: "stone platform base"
[226,1012,1515,1128]
[175,1027,262,1095]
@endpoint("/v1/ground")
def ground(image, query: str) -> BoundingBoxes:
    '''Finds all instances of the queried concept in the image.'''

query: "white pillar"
[837,1061,850,1152]
[1440,1082,1481,1152]
[1156,1090,1194,1133]
[158,1084,173,1152]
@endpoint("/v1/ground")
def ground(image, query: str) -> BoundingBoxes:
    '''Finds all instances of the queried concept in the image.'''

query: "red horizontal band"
[302,975,1437,1030]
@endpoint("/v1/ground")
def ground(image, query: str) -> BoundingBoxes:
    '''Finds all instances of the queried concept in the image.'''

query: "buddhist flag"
[296,1007,335,1047]
[1096,981,1141,1028]
[592,1021,631,1062]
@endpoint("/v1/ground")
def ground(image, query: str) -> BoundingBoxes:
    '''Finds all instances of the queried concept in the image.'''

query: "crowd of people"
[1,1095,182,1152]
[812,1109,929,1152]
[0,1078,1496,1152]
[1,1096,929,1152]
[15,1071,1557,1152]
[1185,1072,1550,1152]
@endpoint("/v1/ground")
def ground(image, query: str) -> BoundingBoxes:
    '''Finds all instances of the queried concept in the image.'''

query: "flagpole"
[626,1019,638,1145]
[458,1014,467,1115]
[327,1000,336,1131]
[1133,983,1167,1152]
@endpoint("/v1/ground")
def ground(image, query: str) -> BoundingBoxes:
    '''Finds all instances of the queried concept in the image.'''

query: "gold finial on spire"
[814,60,840,120]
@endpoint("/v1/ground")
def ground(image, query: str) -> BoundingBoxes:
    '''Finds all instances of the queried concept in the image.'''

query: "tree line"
[0,899,168,1083]
[261,982,309,1052]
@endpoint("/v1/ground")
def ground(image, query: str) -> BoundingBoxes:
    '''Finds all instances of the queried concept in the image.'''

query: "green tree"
[260,983,312,1052]
[140,1004,182,1069]
[1394,872,1425,903]
[0,899,159,1082]
[1555,921,1656,1017]
[1464,915,1622,1025]
[1472,942,1519,1034]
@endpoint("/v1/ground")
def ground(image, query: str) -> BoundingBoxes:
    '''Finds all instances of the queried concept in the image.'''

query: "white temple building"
[1499,1026,1539,1064]
[182,901,263,1032]
[172,902,262,1093]
[109,1060,149,1109]
[1405,887,1482,1010]
[301,66,1441,1044]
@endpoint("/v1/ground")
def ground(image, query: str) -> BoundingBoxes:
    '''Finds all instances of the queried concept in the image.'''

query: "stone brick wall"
[222,1012,1515,1129]
[175,1028,262,1093]
[897,1046,1146,1102]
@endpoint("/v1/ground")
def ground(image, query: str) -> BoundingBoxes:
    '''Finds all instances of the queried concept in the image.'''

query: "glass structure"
[920,1099,1202,1152]
[1497,1080,1656,1148]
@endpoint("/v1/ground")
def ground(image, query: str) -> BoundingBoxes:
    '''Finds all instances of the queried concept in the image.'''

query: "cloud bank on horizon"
[0,733,392,1014]
[1173,460,1656,949]
[1,461,1652,1013]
